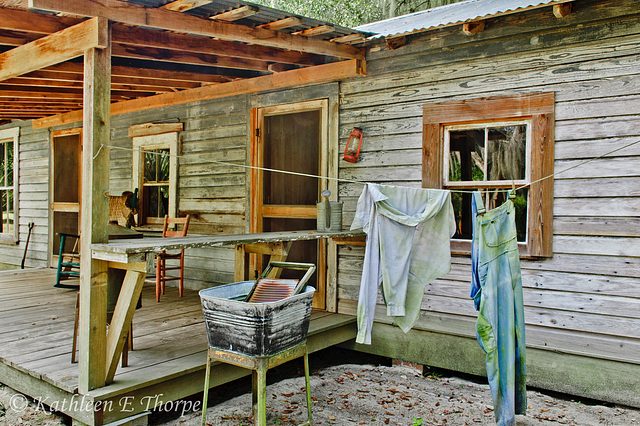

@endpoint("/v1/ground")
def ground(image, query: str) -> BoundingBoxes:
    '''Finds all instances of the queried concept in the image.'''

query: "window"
[423,93,554,257]
[132,132,178,226]
[0,127,19,244]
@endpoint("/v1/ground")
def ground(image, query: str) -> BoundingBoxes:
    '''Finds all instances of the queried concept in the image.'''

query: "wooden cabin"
[0,0,638,424]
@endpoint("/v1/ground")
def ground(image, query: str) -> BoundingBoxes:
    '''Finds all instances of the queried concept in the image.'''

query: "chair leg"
[121,330,129,367]
[179,250,184,298]
[155,254,162,302]
[160,256,166,295]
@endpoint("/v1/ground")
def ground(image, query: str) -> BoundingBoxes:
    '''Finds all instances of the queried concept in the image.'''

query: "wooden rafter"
[161,0,212,12]
[293,25,335,37]
[553,3,572,18]
[111,44,272,72]
[33,59,366,128]
[27,0,364,59]
[44,62,236,85]
[462,20,485,35]
[331,33,366,44]
[257,16,302,31]
[0,11,330,68]
[210,5,259,21]
[0,17,107,81]
[111,25,326,67]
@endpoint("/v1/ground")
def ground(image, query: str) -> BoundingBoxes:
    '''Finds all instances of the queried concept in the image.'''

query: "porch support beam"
[105,267,146,384]
[0,17,107,82]
[27,0,364,59]
[33,58,366,129]
[78,18,111,394]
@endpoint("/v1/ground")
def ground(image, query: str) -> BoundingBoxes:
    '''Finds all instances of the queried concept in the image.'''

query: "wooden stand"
[201,342,313,426]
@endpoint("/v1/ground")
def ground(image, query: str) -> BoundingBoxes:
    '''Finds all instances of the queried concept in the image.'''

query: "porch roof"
[0,0,370,123]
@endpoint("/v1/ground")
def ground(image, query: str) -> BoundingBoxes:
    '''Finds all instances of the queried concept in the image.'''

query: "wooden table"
[90,230,364,383]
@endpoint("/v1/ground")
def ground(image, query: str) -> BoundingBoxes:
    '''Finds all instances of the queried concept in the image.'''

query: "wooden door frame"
[250,99,330,309]
[49,127,83,267]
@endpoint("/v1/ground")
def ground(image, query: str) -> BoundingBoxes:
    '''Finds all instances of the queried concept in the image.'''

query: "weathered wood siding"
[0,123,50,269]
[108,95,250,289]
[336,0,640,407]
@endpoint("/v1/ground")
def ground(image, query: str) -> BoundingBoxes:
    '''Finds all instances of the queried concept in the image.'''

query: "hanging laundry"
[470,191,527,426]
[350,183,456,345]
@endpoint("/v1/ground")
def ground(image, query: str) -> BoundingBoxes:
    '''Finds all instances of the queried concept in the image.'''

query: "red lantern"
[343,127,364,163]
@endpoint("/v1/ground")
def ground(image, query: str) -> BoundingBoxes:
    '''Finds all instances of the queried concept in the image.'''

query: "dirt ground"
[1,348,639,425]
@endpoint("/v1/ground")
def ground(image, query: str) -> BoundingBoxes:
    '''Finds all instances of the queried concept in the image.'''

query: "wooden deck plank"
[0,267,356,425]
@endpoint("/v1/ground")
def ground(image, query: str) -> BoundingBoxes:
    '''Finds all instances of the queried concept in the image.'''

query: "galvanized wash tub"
[199,281,315,357]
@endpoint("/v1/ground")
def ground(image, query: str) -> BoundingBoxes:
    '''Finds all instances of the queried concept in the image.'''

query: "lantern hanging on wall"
[342,127,364,163]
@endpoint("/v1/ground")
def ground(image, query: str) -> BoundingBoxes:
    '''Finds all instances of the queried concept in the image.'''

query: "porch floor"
[0,268,357,425]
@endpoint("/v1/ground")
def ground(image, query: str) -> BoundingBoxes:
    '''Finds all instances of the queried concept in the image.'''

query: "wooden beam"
[293,25,335,37]
[257,16,302,31]
[385,36,406,50]
[105,269,146,384]
[111,24,326,67]
[128,122,184,138]
[78,19,111,394]
[33,58,366,128]
[331,33,366,44]
[45,61,235,85]
[0,17,107,82]
[161,0,212,12]
[27,0,364,59]
[110,43,272,72]
[210,5,259,22]
[553,3,572,18]
[462,20,485,36]
[0,7,79,35]
[0,12,328,68]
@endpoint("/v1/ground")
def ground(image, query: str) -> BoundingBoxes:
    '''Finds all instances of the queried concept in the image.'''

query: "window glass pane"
[486,125,527,181]
[1,142,6,187]
[449,129,484,182]
[6,141,12,187]
[1,190,13,234]
[144,150,157,182]
[484,188,528,243]
[451,190,475,240]
[143,185,169,219]
[157,149,170,182]
[143,149,170,183]
[452,188,528,243]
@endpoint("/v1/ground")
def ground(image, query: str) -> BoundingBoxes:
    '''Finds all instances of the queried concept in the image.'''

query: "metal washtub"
[199,262,316,357]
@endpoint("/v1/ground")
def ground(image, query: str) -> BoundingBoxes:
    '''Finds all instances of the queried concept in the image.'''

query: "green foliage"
[251,0,469,27]
[412,418,424,425]
[251,0,386,28]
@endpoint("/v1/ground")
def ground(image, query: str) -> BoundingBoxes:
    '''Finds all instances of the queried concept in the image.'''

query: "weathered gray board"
[335,0,640,408]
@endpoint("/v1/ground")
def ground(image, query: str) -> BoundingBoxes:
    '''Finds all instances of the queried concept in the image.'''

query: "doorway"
[251,100,329,309]
[50,129,82,266]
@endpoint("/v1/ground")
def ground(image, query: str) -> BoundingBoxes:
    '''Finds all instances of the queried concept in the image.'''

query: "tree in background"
[252,0,467,28]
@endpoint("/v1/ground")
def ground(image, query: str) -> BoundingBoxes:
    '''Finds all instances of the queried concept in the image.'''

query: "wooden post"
[78,18,111,394]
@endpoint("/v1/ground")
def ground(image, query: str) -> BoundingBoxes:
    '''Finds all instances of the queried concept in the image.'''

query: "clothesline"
[99,137,640,194]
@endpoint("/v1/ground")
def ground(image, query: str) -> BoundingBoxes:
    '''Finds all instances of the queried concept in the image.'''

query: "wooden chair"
[54,232,81,289]
[151,215,191,302]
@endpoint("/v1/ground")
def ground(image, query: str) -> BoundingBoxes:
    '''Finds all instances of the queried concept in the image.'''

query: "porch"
[0,268,357,425]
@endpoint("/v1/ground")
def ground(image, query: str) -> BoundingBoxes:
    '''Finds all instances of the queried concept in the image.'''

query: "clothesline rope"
[101,137,640,194]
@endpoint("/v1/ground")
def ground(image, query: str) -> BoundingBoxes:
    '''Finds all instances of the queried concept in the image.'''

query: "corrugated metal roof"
[129,0,371,40]
[356,0,571,38]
